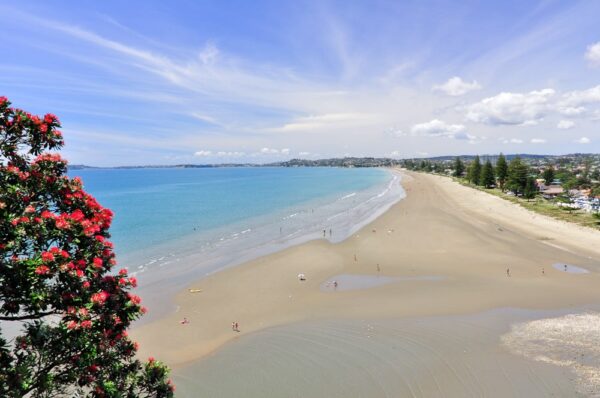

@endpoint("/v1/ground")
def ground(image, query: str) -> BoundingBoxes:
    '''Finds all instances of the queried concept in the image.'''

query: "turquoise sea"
[69,167,404,318]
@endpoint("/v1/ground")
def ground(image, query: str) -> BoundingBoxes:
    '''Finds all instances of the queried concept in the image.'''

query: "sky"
[1,0,600,166]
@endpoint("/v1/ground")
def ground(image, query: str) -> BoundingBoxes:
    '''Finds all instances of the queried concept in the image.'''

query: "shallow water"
[173,308,592,397]
[552,263,590,274]
[320,274,445,292]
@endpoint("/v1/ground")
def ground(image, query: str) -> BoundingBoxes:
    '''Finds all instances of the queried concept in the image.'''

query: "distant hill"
[66,153,599,170]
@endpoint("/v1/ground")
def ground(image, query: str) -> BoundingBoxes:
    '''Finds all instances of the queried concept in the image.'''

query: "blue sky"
[1,0,600,166]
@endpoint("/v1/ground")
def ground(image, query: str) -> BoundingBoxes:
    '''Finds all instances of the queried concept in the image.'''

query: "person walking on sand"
[506,268,510,277]
[354,254,357,262]
[564,264,568,272]
[235,322,239,332]
[323,229,326,237]
[232,322,236,331]
[333,280,338,289]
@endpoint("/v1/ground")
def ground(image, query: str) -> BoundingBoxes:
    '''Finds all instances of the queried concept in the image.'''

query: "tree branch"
[0,311,58,321]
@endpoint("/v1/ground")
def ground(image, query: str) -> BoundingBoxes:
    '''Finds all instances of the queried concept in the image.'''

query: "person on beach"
[180,317,189,325]
[329,228,332,237]
[333,280,338,289]
[232,322,236,331]
[564,264,568,272]
[235,322,239,332]
[354,254,357,262]
[323,229,326,237]
[506,268,510,277]
[377,264,381,273]
[542,267,545,275]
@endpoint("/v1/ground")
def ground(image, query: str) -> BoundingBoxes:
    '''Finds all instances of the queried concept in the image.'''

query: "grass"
[451,177,600,231]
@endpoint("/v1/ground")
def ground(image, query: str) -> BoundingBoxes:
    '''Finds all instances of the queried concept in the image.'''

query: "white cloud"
[433,76,482,96]
[258,147,292,156]
[190,112,220,125]
[386,126,406,137]
[557,120,574,129]
[559,85,600,108]
[216,151,245,157]
[466,89,554,125]
[198,42,219,65]
[530,138,546,144]
[558,106,586,116]
[298,151,311,156]
[501,138,523,144]
[585,42,600,67]
[274,113,376,132]
[575,137,591,144]
[410,119,466,137]
[195,150,246,157]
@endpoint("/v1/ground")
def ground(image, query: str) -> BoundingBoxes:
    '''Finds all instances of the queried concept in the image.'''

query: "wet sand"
[173,308,597,397]
[132,170,600,395]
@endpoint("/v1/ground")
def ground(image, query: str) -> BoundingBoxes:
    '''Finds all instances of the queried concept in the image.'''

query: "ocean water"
[68,167,404,316]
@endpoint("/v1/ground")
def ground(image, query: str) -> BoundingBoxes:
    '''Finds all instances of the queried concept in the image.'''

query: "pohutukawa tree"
[0,97,174,397]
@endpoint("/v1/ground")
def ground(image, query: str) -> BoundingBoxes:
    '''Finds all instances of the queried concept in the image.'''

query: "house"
[541,185,563,199]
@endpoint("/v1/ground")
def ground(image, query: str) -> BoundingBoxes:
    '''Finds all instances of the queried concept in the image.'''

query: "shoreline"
[132,170,600,386]
[131,168,405,324]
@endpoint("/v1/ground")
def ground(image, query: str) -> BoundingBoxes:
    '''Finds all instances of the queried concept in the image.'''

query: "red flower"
[92,257,103,269]
[69,209,85,222]
[66,321,78,330]
[91,291,109,305]
[41,210,55,219]
[128,293,141,305]
[55,217,70,230]
[43,113,59,125]
[41,252,55,262]
[80,320,92,329]
[82,281,90,289]
[35,265,50,275]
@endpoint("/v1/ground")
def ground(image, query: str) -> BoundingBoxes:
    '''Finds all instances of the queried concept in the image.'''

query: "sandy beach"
[132,170,600,395]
